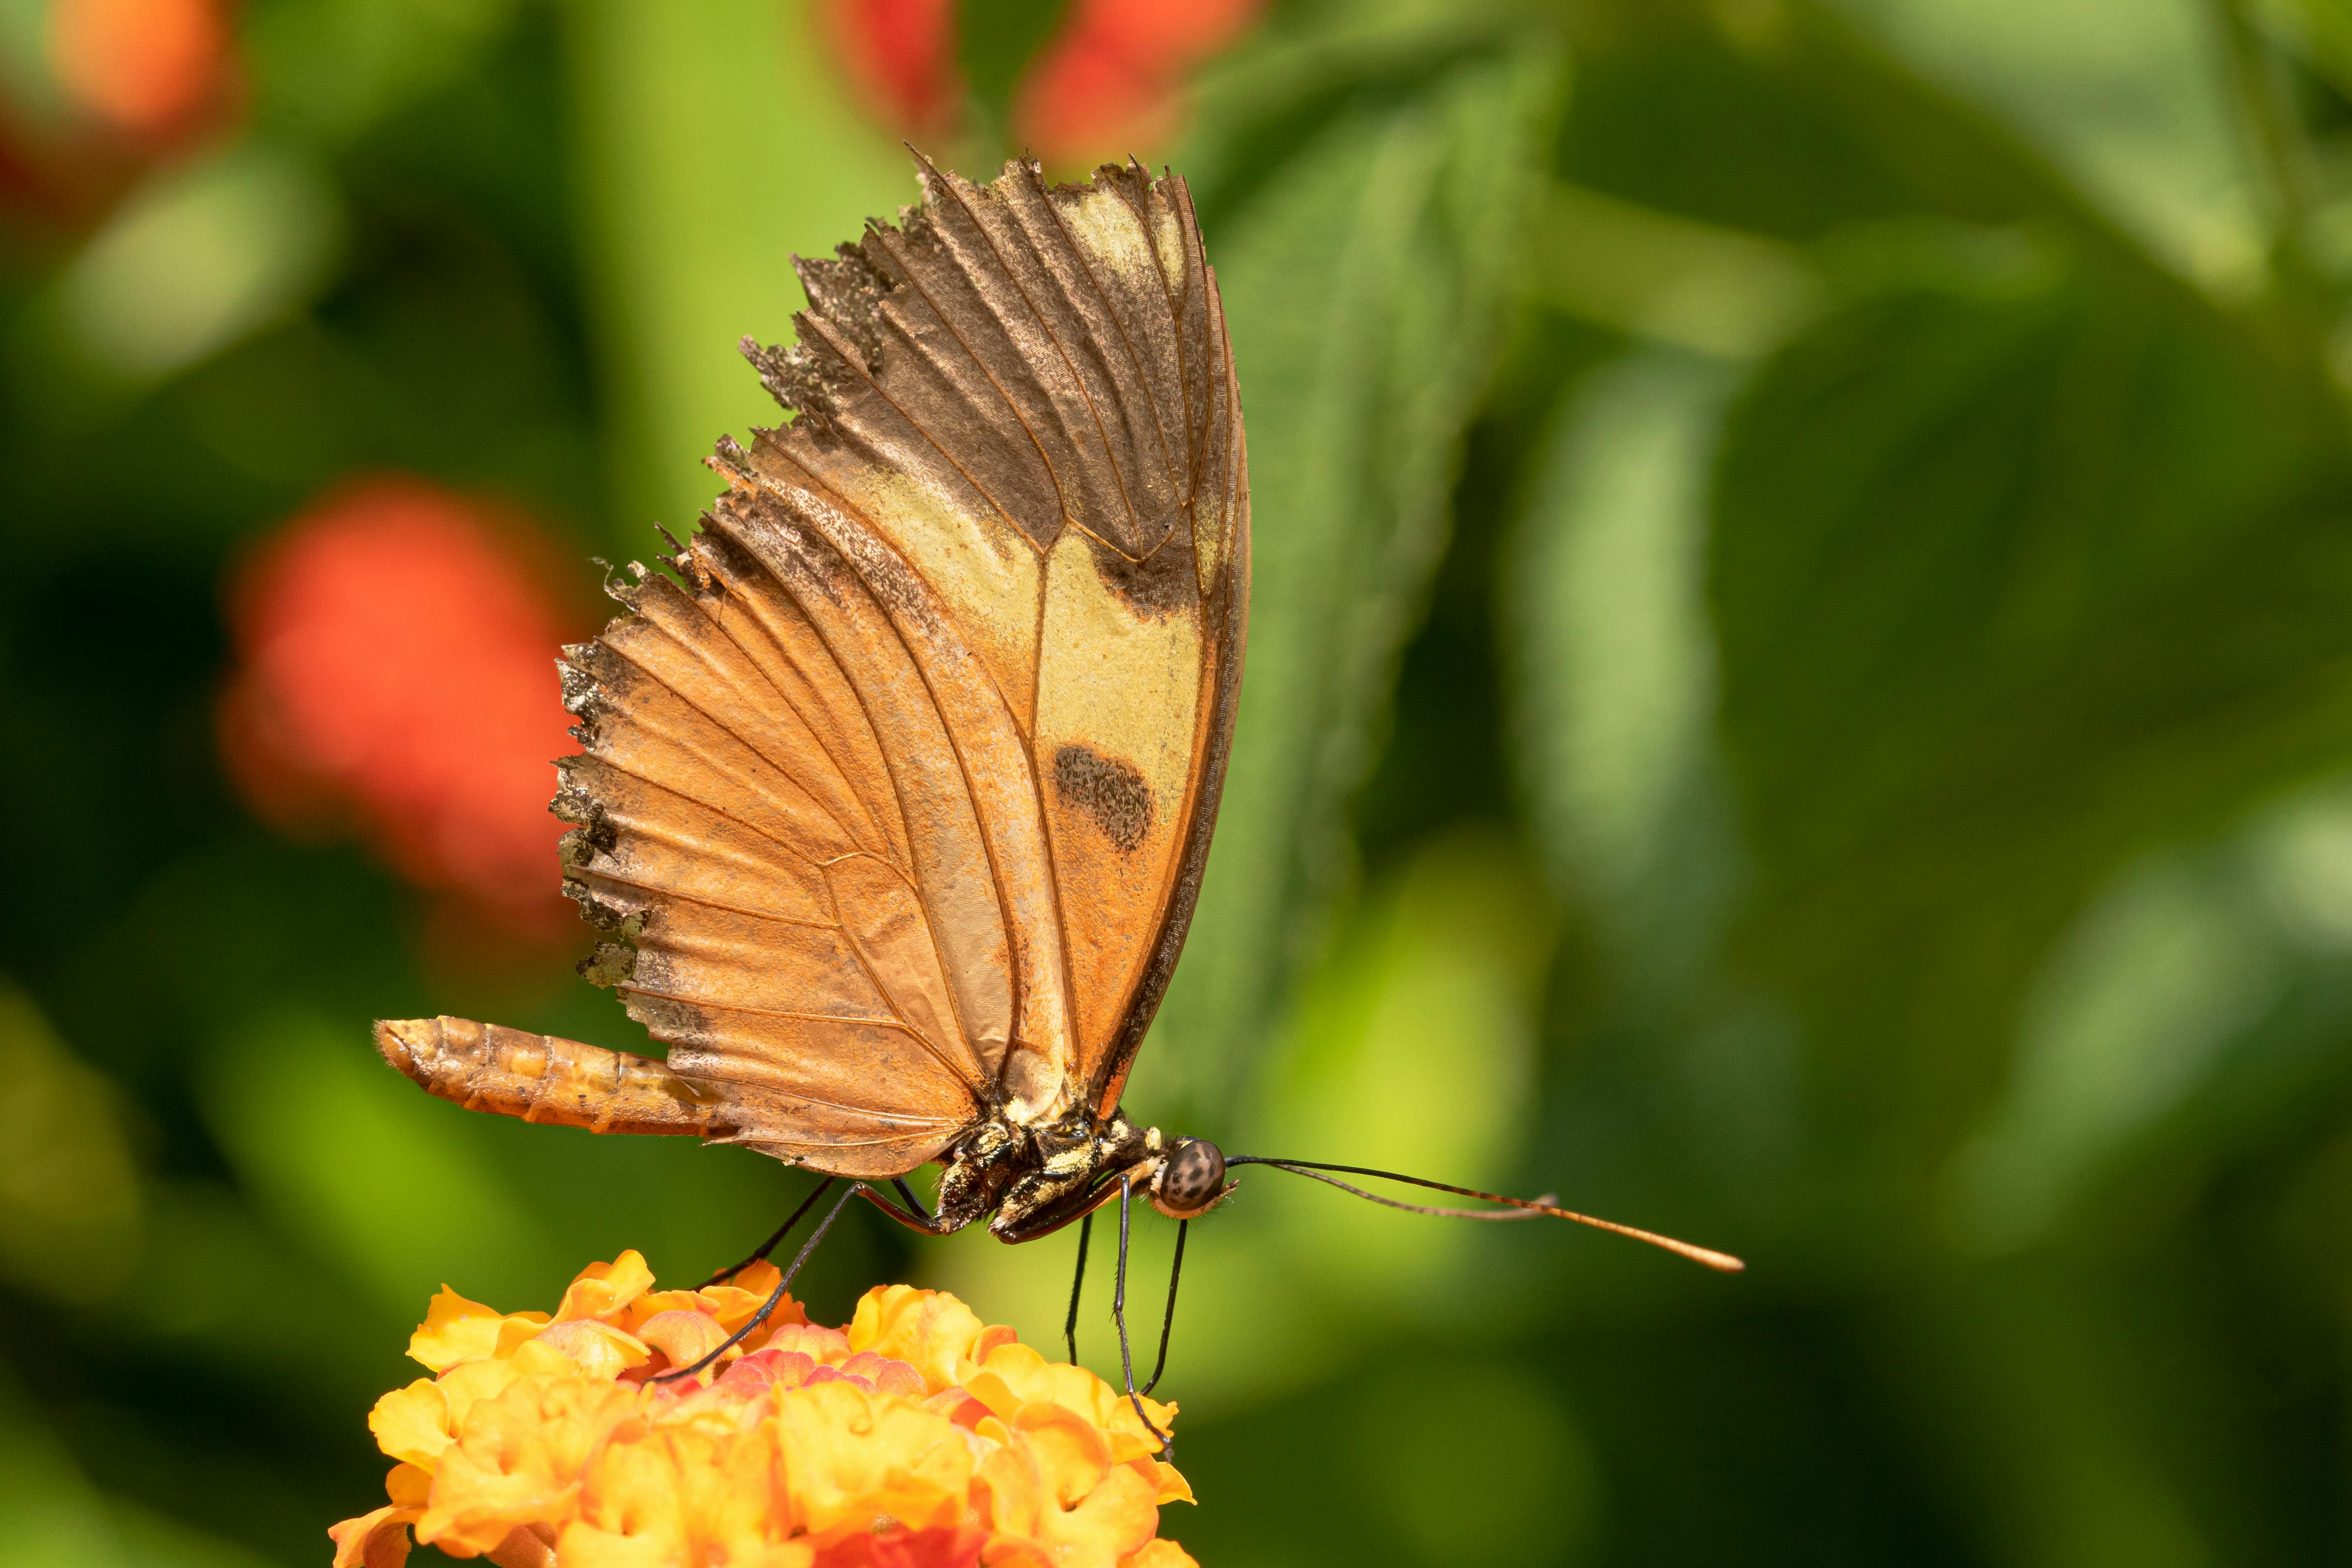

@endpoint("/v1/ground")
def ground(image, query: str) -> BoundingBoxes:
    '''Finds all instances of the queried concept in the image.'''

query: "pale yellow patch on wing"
[789,458,1045,734]
[1032,530,1206,1057]
[1058,185,1159,291]
[1151,203,1187,295]
[1192,466,1231,608]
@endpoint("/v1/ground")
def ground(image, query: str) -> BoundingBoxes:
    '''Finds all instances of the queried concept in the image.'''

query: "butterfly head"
[1147,1137,1233,1220]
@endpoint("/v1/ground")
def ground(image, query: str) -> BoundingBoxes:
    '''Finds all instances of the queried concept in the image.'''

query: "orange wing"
[378,155,1245,1175]
[556,511,1009,1175]
[740,155,1248,1120]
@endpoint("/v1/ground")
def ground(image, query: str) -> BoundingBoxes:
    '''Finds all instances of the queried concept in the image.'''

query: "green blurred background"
[11,0,2352,1562]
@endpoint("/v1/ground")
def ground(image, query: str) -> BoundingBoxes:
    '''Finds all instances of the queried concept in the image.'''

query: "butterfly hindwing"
[558,545,991,1175]
[710,479,1076,1117]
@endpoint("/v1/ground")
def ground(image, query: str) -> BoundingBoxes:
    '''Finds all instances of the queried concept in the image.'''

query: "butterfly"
[375,154,1739,1441]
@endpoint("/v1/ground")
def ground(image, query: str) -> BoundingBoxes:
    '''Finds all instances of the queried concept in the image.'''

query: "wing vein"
[620,981,978,1104]
[686,586,897,855]
[797,313,1044,565]
[1036,169,1182,507]
[747,506,1015,1084]
[1114,171,1196,499]
[601,638,862,853]
[825,508,1035,1085]
[571,867,839,931]
[715,1094,961,1129]
[864,228,1068,539]
[932,167,1145,544]
[590,759,824,870]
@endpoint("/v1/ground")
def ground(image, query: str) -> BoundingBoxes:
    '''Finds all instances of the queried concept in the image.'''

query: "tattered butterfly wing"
[555,520,996,1176]
[534,154,1245,1174]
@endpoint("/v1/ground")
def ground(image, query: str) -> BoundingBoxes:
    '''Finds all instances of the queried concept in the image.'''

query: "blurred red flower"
[1013,0,1259,167]
[820,0,1258,167]
[50,0,235,145]
[218,477,584,942]
[824,0,959,141]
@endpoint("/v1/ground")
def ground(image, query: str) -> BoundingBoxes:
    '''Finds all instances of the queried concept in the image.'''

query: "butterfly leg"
[661,1179,972,1384]
[852,1181,968,1235]
[660,1179,865,1383]
[698,1177,837,1288]
[1111,1176,1173,1458]
[1063,1211,1093,1365]
[1141,1219,1186,1396]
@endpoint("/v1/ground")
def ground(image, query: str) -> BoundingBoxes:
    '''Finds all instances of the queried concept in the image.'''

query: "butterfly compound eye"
[1151,1138,1228,1219]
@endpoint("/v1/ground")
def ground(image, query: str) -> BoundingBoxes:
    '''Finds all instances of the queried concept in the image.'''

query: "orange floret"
[331,1255,1196,1568]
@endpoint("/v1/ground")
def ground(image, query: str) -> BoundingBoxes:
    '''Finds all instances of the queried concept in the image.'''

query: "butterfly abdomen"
[373,1016,723,1137]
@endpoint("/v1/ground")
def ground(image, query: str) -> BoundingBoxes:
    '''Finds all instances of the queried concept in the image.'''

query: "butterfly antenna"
[1226,1157,1745,1273]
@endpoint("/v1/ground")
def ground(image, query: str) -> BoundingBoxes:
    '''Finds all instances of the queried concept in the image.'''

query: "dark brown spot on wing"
[1053,744,1152,853]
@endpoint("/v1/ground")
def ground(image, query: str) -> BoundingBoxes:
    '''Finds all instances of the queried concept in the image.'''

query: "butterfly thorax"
[930,1108,1228,1243]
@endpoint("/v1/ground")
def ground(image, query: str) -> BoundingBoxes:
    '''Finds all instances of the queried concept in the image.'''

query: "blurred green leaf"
[1533,183,1828,359]
[103,1503,281,1568]
[56,139,342,384]
[1561,6,1924,240]
[2266,0,2352,114]
[1561,0,2147,262]
[199,1007,564,1312]
[0,0,65,135]
[0,981,141,1302]
[1708,241,2349,1191]
[1241,828,1556,1295]
[1944,845,2284,1251]
[0,1369,275,1568]
[112,1177,409,1408]
[244,0,524,145]
[1138,30,1562,1126]
[0,1373,118,1567]
[1501,345,1808,1281]
[1835,0,2269,294]
[1508,348,1742,977]
[1891,1259,2232,1568]
[1945,776,2352,1251]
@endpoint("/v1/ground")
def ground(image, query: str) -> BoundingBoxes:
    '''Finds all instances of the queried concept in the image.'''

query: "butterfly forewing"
[740,157,1246,1121]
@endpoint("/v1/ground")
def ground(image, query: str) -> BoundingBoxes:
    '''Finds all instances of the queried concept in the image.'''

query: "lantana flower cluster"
[331,1252,1194,1568]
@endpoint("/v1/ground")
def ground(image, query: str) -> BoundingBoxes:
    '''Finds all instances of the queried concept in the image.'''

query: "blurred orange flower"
[331,1251,1196,1568]
[218,476,583,942]
[49,0,235,144]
